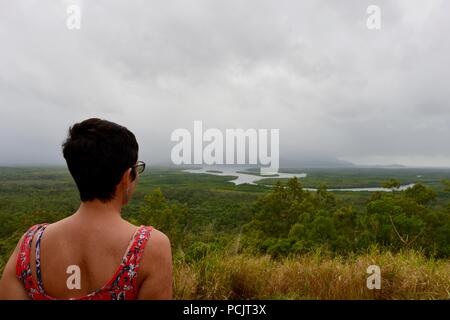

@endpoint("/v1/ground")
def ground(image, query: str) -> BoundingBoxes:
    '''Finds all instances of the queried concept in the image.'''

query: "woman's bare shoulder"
[137,227,173,299]
[145,228,171,258]
[140,227,172,276]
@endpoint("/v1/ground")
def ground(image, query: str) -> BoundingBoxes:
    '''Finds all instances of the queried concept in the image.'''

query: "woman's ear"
[122,168,132,185]
[118,168,131,194]
[129,167,137,181]
[120,168,132,203]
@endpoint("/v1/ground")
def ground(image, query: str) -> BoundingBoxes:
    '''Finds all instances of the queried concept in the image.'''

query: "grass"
[173,249,450,300]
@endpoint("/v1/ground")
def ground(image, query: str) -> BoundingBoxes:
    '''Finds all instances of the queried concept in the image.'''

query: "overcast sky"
[0,0,449,167]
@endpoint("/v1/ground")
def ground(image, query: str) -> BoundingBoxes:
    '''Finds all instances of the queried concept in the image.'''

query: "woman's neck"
[74,199,123,222]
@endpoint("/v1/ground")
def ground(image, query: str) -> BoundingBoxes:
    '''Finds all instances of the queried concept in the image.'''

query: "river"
[183,167,415,192]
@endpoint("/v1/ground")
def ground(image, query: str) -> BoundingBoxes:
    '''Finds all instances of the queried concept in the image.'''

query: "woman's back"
[16,213,160,300]
[24,216,138,298]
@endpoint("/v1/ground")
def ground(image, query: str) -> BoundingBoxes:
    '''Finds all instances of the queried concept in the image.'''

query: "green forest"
[1,166,450,299]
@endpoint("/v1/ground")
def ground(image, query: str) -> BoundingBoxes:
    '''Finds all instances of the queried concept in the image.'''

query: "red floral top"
[16,223,153,300]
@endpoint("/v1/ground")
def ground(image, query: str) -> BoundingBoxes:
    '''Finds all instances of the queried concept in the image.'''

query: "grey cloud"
[0,0,449,166]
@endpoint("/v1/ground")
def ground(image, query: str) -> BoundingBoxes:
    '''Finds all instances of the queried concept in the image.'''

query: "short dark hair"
[62,118,139,202]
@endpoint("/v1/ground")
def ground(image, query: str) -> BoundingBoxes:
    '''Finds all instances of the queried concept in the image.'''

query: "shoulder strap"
[16,224,48,284]
[35,224,49,293]
[121,226,153,290]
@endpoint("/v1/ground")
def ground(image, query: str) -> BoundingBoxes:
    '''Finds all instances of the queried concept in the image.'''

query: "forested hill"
[1,167,449,299]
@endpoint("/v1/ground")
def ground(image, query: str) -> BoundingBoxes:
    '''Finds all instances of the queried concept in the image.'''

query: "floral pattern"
[16,223,153,300]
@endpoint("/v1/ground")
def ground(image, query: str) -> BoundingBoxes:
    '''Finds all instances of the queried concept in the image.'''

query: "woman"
[0,118,172,300]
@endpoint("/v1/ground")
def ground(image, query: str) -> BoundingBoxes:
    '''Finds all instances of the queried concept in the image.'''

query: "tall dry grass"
[173,249,450,300]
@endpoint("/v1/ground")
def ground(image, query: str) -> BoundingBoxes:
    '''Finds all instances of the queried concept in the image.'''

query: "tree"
[442,179,450,192]
[404,183,436,205]
[138,188,188,250]
[382,179,401,190]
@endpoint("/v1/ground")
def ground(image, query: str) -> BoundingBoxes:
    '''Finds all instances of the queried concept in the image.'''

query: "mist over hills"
[280,156,355,169]
[158,155,413,170]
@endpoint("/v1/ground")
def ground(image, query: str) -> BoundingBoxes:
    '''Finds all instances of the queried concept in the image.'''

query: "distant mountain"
[358,164,407,169]
[158,155,409,170]
[280,156,355,169]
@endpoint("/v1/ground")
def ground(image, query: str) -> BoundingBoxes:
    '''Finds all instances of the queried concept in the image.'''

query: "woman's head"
[62,118,140,204]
